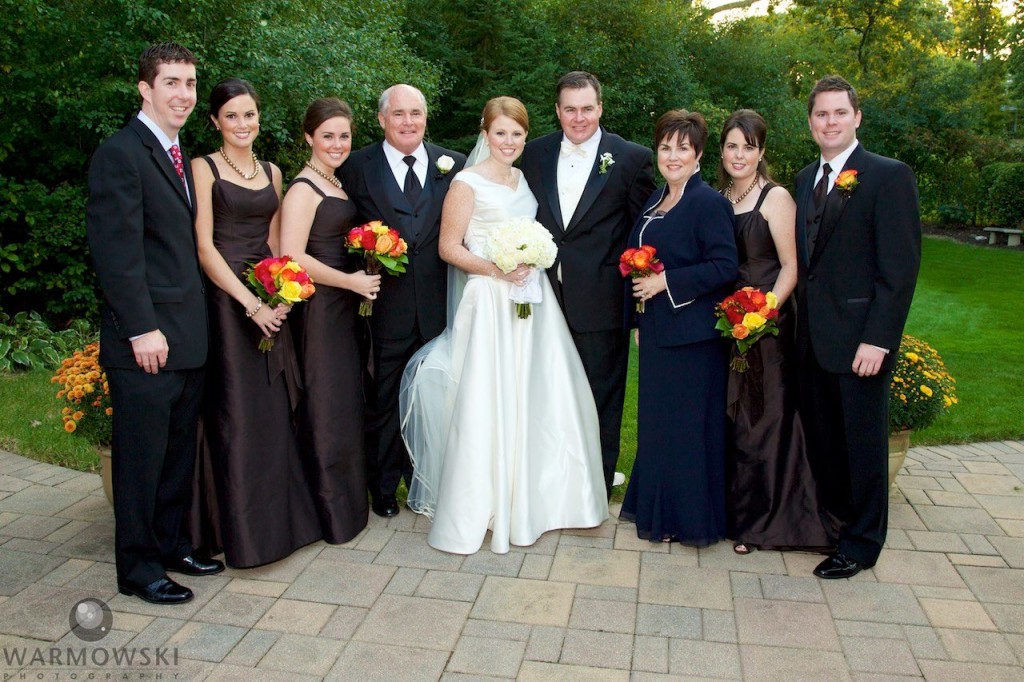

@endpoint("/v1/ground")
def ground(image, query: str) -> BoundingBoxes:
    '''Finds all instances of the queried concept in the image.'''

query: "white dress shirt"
[383,140,428,191]
[813,138,859,193]
[557,129,602,227]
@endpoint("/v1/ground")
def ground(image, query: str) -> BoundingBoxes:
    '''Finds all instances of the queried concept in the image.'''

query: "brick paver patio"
[1,441,1023,680]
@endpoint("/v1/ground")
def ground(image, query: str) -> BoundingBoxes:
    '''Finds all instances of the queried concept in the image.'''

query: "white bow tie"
[560,140,588,158]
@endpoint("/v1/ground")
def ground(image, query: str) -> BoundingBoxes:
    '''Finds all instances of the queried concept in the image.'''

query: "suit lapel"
[795,165,815,266]
[181,148,197,218]
[131,118,192,209]
[810,145,866,266]
[541,135,564,232]
[566,132,613,232]
[419,144,451,242]
[368,144,407,230]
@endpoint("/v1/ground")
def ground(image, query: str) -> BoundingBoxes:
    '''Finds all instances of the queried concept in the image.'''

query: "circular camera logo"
[69,598,113,642]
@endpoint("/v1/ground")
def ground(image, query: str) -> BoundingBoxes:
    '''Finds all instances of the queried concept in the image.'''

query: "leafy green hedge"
[0,311,97,372]
[981,162,1024,228]
[0,177,98,322]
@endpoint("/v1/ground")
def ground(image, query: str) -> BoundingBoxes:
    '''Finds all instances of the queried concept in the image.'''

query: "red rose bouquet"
[714,286,780,372]
[245,255,316,351]
[345,220,409,316]
[619,244,665,313]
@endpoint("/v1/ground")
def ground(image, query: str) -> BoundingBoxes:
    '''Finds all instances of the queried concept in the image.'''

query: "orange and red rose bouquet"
[345,220,409,316]
[245,255,316,351]
[619,245,665,313]
[714,287,780,372]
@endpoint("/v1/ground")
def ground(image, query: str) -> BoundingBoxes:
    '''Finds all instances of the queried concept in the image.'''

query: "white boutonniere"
[599,152,615,175]
[436,155,455,174]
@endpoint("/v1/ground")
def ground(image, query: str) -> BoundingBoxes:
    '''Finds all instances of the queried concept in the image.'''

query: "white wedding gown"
[400,169,608,554]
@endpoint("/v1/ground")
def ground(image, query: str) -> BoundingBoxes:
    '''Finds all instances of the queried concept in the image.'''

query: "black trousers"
[364,330,425,499]
[798,348,889,566]
[570,327,630,498]
[107,366,204,586]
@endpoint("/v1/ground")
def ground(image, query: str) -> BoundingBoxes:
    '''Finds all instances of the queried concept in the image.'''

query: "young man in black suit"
[521,71,656,497]
[86,42,222,605]
[794,75,921,579]
[339,84,466,518]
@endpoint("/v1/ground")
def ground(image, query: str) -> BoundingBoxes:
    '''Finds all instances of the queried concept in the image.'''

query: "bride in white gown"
[400,96,608,554]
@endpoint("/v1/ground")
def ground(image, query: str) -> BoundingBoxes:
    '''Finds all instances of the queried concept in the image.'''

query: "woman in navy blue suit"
[620,110,738,544]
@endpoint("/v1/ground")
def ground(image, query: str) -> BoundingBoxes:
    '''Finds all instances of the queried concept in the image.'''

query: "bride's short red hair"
[481,97,529,134]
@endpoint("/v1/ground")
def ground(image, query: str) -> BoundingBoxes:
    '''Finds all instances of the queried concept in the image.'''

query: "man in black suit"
[340,84,466,518]
[521,72,656,497]
[86,42,223,605]
[794,75,921,579]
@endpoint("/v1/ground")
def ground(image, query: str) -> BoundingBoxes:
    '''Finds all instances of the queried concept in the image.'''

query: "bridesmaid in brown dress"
[280,98,382,544]
[191,79,321,567]
[718,110,833,554]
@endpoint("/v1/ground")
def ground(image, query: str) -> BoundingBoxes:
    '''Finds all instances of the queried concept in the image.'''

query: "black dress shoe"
[118,576,193,605]
[371,494,400,518]
[813,552,864,579]
[166,554,225,577]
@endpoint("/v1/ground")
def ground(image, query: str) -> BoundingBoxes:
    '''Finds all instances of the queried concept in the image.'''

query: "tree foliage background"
[1,0,1022,323]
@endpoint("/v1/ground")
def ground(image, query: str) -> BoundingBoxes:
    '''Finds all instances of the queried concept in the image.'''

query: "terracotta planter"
[97,445,114,507]
[888,429,912,488]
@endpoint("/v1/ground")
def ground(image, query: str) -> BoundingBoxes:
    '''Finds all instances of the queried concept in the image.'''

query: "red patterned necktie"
[169,144,187,191]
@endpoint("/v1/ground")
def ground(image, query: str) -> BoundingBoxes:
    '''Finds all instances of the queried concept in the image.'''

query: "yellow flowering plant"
[51,342,112,445]
[889,334,957,433]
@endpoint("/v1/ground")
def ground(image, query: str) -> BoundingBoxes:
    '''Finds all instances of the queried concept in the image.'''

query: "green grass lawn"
[1,236,1020,492]
[0,367,99,471]
[900,236,1023,444]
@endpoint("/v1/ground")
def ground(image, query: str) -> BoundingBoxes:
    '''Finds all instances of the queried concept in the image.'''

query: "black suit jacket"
[86,116,208,370]
[340,141,466,341]
[521,128,656,334]
[794,143,921,374]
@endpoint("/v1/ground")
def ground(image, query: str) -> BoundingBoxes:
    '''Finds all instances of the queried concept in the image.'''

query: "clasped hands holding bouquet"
[632,271,667,304]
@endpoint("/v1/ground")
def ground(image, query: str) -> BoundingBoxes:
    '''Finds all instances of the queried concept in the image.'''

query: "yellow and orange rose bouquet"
[714,287,780,372]
[245,255,316,351]
[345,221,409,316]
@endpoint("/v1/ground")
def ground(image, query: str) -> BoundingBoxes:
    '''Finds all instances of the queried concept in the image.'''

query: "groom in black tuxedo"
[521,71,656,497]
[340,84,466,518]
[794,75,920,579]
[86,42,222,605]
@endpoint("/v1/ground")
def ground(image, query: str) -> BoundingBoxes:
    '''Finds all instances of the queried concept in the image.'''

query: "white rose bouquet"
[484,217,558,319]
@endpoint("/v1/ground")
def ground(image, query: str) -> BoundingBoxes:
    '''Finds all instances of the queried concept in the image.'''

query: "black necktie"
[403,155,422,205]
[813,162,831,209]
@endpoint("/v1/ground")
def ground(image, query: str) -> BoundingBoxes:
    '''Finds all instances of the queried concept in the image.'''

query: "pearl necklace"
[725,175,759,205]
[305,161,343,189]
[219,147,260,180]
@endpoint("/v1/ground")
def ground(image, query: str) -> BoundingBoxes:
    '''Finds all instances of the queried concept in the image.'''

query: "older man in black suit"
[86,42,222,605]
[521,71,656,497]
[794,75,921,579]
[340,84,466,518]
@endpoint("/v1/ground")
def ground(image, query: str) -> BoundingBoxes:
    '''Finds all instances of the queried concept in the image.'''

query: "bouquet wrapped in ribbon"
[483,217,558,319]
[244,256,316,351]
[619,245,665,313]
[345,220,409,316]
[714,286,779,372]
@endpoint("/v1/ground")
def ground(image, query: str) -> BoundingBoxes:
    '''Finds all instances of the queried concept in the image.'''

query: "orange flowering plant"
[889,334,957,433]
[714,287,780,372]
[345,220,409,316]
[619,245,665,313]
[51,342,112,445]
[245,255,316,351]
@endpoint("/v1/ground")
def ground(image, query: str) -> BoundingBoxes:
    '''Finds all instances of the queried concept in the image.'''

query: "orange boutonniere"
[835,169,859,196]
